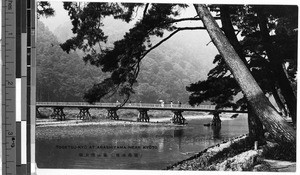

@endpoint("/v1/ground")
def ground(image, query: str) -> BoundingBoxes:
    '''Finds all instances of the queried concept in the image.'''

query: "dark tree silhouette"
[194,4,295,147]
[37,1,55,18]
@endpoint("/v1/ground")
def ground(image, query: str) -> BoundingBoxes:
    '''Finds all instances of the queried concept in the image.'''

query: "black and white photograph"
[1,0,298,174]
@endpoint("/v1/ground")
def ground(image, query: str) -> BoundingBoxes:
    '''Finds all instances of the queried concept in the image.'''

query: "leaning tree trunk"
[247,102,265,144]
[220,5,265,143]
[194,4,296,147]
[272,86,288,117]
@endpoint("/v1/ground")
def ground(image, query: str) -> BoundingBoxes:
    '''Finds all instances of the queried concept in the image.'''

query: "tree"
[187,5,297,140]
[254,6,297,125]
[193,4,295,147]
[37,9,202,103]
[37,1,55,18]
[60,2,203,103]
[58,2,296,148]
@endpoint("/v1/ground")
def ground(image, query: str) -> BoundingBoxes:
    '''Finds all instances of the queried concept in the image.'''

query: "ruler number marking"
[7,81,14,86]
[7,80,14,86]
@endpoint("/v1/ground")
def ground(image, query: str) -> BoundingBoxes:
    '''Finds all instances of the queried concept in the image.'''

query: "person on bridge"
[159,100,164,107]
[116,100,121,106]
[178,101,182,107]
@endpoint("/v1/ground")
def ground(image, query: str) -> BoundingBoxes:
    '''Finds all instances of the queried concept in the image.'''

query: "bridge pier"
[77,107,91,120]
[36,107,41,117]
[171,110,186,125]
[137,109,149,122]
[107,109,119,120]
[50,107,66,121]
[211,111,221,127]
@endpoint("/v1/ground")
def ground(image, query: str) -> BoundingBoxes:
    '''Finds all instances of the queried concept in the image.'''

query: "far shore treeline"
[36,20,211,105]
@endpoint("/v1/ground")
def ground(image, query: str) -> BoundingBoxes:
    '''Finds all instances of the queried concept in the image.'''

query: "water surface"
[36,115,248,169]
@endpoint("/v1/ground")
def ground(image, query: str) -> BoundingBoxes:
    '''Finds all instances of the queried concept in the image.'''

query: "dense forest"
[36,20,215,103]
[37,21,102,102]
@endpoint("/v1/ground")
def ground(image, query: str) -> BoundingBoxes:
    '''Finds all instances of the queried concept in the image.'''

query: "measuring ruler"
[2,0,17,174]
[2,0,36,174]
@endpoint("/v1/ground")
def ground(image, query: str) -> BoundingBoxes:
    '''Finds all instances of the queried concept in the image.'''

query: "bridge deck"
[36,102,247,113]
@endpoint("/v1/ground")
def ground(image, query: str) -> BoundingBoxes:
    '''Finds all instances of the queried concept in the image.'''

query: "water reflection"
[173,129,184,137]
[158,138,164,153]
[212,125,221,139]
[173,129,184,152]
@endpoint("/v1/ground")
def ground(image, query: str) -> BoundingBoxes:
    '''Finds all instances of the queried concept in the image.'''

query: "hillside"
[37,17,218,103]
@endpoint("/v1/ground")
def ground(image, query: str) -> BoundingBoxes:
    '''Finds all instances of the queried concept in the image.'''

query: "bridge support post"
[50,107,66,121]
[107,109,119,120]
[137,109,149,122]
[211,111,221,127]
[171,110,186,125]
[77,107,91,120]
[36,107,41,118]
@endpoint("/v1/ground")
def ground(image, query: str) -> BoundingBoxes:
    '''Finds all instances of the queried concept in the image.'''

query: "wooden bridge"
[36,102,247,125]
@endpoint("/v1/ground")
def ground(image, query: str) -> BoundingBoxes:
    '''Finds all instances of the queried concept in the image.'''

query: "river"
[36,114,248,170]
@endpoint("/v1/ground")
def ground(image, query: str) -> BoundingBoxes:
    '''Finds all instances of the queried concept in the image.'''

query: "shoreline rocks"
[166,135,250,170]
[167,135,296,172]
[207,150,259,171]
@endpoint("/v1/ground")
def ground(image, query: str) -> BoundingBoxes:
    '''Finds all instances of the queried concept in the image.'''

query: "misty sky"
[40,1,202,32]
[39,1,70,32]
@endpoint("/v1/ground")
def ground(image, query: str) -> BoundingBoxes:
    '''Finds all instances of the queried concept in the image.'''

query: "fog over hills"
[53,16,217,82]
[38,3,219,103]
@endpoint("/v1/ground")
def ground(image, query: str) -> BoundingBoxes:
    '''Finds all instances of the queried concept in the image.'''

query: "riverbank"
[36,118,178,127]
[167,135,296,172]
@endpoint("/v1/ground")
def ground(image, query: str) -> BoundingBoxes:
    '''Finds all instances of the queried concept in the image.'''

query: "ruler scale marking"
[2,0,16,174]
[2,0,35,174]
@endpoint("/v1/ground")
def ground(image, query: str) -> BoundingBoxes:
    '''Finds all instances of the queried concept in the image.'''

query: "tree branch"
[168,17,201,23]
[167,16,220,24]
[143,3,149,16]
[141,27,205,60]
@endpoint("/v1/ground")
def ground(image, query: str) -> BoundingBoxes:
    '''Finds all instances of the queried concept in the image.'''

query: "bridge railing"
[37,102,119,107]
[37,102,90,106]
[36,102,217,109]
[35,102,248,113]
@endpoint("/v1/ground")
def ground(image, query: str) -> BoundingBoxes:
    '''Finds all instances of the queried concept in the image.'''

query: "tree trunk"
[220,6,265,142]
[247,102,265,144]
[277,65,297,124]
[194,4,296,146]
[256,9,297,127]
[220,5,244,61]
[272,86,288,117]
